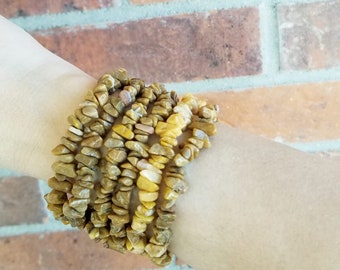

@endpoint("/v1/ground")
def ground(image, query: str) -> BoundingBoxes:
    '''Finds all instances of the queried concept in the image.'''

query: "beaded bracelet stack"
[44,68,218,266]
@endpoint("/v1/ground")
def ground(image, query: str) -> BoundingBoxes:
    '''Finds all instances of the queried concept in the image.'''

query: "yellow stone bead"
[112,124,134,140]
[104,138,124,148]
[160,136,178,147]
[84,89,99,105]
[106,236,127,253]
[155,122,180,136]
[151,251,172,266]
[71,184,91,199]
[188,121,216,136]
[139,169,162,184]
[188,137,204,149]
[89,227,100,240]
[163,129,182,139]
[149,158,165,169]
[136,159,162,174]
[135,210,154,224]
[141,201,156,210]
[131,215,147,232]
[57,153,75,163]
[126,236,145,254]
[51,161,76,178]
[126,238,133,251]
[163,186,179,200]
[151,154,169,164]
[111,68,129,84]
[74,108,92,125]
[116,190,131,207]
[94,90,109,106]
[47,203,63,218]
[173,153,189,167]
[148,143,174,159]
[69,197,90,212]
[161,199,176,211]
[165,176,188,194]
[136,204,155,216]
[193,128,211,148]
[145,243,168,258]
[154,121,167,135]
[81,135,103,148]
[181,93,199,111]
[82,106,99,118]
[106,148,127,163]
[62,202,83,219]
[127,156,139,167]
[137,175,159,192]
[67,114,83,130]
[139,190,159,202]
[166,113,185,127]
[61,136,78,152]
[173,103,192,123]
[150,227,172,245]
[110,96,125,113]
[48,177,72,193]
[108,213,130,225]
[52,144,71,155]
[98,73,116,89]
[151,105,169,118]
[75,153,98,168]
[81,146,101,159]
[103,102,119,117]
[125,141,149,158]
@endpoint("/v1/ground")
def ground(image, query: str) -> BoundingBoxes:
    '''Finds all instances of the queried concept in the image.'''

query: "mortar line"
[0,169,22,177]
[9,0,327,32]
[275,0,332,5]
[11,0,261,32]
[0,222,75,238]
[165,67,340,94]
[259,1,281,75]
[285,140,340,153]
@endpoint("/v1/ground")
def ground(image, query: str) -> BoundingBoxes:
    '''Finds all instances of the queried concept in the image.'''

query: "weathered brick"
[198,81,340,142]
[0,231,157,270]
[33,8,261,83]
[0,0,114,18]
[130,0,176,4]
[278,0,340,70]
[0,177,46,226]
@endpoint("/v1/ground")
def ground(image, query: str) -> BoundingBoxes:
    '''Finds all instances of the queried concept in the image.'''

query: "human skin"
[1,16,339,269]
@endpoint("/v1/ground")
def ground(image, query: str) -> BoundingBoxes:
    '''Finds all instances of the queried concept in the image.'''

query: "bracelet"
[44,68,218,266]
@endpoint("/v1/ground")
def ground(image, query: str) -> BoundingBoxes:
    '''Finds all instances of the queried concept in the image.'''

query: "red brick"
[33,8,261,83]
[130,0,176,4]
[0,0,114,18]
[0,231,157,270]
[0,177,46,226]
[278,1,340,70]
[198,81,340,142]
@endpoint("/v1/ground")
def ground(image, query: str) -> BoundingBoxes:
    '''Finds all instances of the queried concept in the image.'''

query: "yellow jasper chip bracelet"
[44,68,218,266]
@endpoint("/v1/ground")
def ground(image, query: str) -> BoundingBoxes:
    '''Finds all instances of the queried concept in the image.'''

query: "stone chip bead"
[112,124,134,140]
[48,177,72,193]
[51,161,76,178]
[44,68,218,267]
[81,135,103,148]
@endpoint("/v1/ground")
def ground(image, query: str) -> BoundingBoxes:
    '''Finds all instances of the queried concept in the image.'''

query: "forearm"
[173,124,340,269]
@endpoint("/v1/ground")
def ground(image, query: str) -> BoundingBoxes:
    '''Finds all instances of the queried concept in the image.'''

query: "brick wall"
[1,0,340,269]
